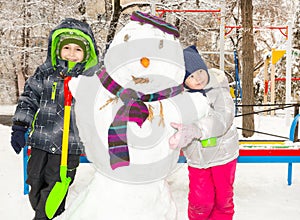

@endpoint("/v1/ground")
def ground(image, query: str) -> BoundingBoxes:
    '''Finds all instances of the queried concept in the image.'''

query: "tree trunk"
[106,0,121,48]
[78,0,87,16]
[19,0,30,96]
[240,0,255,137]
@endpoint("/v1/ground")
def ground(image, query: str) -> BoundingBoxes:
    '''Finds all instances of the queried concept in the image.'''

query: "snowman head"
[103,11,184,93]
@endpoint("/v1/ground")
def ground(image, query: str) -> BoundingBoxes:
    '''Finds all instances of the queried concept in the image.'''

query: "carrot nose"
[140,57,150,68]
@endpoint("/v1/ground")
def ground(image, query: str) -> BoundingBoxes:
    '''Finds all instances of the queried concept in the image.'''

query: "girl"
[169,45,239,220]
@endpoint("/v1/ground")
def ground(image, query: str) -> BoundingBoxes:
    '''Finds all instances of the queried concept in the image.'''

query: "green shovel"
[45,76,73,219]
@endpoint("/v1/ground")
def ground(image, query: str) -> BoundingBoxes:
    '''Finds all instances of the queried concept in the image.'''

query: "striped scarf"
[98,68,184,170]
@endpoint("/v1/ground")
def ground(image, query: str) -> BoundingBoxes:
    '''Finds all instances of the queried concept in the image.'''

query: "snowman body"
[63,19,209,219]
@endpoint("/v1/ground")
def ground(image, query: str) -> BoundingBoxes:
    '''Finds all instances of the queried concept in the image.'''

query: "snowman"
[64,11,209,220]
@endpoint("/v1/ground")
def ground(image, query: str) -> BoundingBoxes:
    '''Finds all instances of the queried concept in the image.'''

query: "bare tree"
[0,0,298,105]
[291,1,300,102]
[240,0,254,137]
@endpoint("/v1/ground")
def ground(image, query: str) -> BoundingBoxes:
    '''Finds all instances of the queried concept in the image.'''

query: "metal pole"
[285,21,293,124]
[293,104,299,142]
[151,0,156,15]
[270,55,276,116]
[219,2,225,71]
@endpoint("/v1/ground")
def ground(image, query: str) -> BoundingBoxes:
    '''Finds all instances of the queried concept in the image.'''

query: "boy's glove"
[11,125,27,154]
[169,122,201,149]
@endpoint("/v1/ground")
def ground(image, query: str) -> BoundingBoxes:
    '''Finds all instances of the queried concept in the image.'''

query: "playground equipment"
[225,25,294,118]
[263,46,296,116]
[226,23,293,115]
[233,48,242,115]
[155,7,293,113]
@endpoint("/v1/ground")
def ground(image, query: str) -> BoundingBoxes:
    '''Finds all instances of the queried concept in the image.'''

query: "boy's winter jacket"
[183,68,239,168]
[12,18,99,155]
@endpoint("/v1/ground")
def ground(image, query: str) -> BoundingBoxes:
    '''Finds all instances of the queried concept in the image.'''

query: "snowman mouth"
[131,75,149,84]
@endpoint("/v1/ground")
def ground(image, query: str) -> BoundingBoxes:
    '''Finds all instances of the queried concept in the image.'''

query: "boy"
[169,45,239,220]
[10,18,99,219]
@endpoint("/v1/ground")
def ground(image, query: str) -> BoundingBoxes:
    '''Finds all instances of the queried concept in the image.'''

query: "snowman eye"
[159,40,163,49]
[124,34,130,42]
[140,57,150,68]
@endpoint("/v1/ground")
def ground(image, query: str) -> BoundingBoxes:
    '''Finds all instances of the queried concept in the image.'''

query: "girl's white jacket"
[183,68,239,169]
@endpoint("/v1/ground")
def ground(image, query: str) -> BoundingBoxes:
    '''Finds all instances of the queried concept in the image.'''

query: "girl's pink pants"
[188,159,237,220]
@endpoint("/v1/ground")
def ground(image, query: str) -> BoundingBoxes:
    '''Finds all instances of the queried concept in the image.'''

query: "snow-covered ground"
[1,105,300,220]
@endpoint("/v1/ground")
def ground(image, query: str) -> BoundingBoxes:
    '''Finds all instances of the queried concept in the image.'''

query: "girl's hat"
[183,45,208,81]
[57,32,90,62]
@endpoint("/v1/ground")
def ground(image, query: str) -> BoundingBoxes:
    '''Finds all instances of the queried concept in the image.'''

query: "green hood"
[45,18,99,73]
[51,28,98,71]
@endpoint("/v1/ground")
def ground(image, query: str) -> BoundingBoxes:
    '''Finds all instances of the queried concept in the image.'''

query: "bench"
[238,140,300,185]
[23,142,300,195]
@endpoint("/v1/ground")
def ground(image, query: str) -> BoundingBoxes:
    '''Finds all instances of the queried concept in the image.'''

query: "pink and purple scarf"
[98,68,183,169]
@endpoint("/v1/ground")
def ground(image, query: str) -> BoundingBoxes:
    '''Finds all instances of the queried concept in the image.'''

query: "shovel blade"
[45,177,71,219]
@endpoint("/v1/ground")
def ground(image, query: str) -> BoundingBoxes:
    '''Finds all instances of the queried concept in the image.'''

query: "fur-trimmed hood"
[204,68,229,90]
[45,18,99,74]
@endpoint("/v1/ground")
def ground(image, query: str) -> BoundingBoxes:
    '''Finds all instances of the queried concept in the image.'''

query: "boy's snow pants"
[26,148,80,220]
[188,159,237,220]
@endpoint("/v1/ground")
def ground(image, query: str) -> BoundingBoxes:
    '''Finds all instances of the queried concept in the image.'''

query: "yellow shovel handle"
[61,105,71,166]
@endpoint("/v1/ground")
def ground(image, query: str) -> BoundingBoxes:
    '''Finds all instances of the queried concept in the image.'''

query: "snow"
[1,105,300,220]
